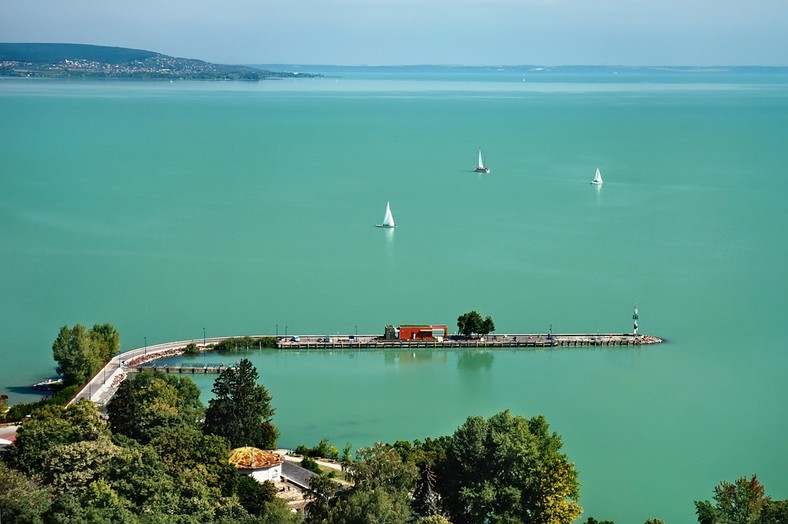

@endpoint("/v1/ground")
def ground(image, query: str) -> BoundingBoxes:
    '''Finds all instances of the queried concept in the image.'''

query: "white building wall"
[249,464,282,483]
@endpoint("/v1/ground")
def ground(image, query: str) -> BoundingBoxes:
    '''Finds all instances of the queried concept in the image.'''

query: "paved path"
[68,337,227,406]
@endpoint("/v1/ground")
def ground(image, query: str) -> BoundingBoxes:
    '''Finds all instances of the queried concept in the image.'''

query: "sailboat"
[591,167,603,185]
[475,148,490,173]
[376,201,396,228]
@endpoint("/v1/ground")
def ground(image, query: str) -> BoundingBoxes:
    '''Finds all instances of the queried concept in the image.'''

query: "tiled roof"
[228,447,284,470]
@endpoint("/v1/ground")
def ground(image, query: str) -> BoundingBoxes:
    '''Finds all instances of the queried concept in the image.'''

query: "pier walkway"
[70,332,662,407]
[275,333,663,350]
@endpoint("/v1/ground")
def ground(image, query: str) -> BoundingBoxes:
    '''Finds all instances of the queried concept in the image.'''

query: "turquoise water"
[1,70,787,522]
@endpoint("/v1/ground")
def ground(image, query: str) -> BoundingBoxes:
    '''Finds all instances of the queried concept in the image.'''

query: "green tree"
[457,311,484,337]
[304,475,341,524]
[327,487,413,524]
[51,323,119,386]
[148,425,236,496]
[695,475,773,524]
[759,500,788,524]
[0,462,51,524]
[349,442,419,494]
[480,315,495,336]
[203,358,278,449]
[235,476,276,516]
[107,369,204,444]
[457,311,496,337]
[416,516,452,524]
[319,442,418,523]
[439,410,581,524]
[8,399,111,474]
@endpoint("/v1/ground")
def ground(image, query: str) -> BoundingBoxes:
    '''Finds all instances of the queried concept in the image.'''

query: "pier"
[71,330,663,407]
[275,333,663,350]
[128,364,236,374]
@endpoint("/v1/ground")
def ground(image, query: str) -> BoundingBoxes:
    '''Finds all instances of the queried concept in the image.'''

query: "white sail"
[378,201,396,228]
[475,148,490,173]
[592,167,603,185]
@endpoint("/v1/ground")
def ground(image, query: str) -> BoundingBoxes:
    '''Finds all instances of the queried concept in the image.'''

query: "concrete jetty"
[275,333,663,350]
[70,331,663,407]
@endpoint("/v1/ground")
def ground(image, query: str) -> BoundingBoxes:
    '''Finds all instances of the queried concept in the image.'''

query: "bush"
[300,456,322,475]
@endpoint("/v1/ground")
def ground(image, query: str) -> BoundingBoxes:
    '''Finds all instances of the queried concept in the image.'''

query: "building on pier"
[385,324,449,341]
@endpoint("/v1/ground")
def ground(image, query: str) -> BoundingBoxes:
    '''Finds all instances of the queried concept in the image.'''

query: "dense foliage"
[303,411,581,524]
[695,475,788,524]
[51,323,119,386]
[214,336,277,351]
[107,370,204,444]
[457,310,496,338]
[0,371,295,523]
[203,358,279,449]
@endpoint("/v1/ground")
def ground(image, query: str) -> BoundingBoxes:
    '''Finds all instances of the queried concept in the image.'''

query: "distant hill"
[0,43,318,80]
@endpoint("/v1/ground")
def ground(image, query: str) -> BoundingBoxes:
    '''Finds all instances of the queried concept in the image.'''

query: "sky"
[2,0,787,66]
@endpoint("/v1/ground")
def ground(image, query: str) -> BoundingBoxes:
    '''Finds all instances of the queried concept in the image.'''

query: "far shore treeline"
[0,42,322,80]
[1,322,786,523]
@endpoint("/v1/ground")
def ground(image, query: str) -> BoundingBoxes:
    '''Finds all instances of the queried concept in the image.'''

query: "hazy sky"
[2,0,786,66]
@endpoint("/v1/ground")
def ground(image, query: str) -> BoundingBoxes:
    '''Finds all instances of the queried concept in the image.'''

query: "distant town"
[0,43,320,80]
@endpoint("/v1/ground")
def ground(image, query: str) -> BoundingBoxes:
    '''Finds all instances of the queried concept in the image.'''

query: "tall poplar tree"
[203,358,278,449]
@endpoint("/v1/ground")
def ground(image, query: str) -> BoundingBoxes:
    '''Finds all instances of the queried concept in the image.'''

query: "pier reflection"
[383,350,447,365]
[457,350,494,372]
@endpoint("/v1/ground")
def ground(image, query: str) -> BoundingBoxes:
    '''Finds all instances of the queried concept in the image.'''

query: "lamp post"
[276,324,279,337]
[285,325,288,337]
[203,327,206,345]
[355,325,358,337]
[144,336,147,357]
[548,324,553,340]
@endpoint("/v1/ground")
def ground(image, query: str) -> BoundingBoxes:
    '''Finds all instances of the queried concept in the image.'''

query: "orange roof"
[228,447,284,470]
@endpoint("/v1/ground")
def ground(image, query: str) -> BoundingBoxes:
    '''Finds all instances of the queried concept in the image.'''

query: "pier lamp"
[548,324,553,340]
[285,325,288,337]
[203,327,206,345]
[144,336,147,357]
[355,325,358,337]
[276,324,278,337]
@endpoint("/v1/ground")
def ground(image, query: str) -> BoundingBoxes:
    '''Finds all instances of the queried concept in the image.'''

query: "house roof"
[228,447,284,470]
[282,460,318,490]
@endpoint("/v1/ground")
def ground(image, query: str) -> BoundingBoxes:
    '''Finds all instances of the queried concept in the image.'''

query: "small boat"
[376,201,396,228]
[591,167,603,185]
[32,377,64,391]
[475,148,490,173]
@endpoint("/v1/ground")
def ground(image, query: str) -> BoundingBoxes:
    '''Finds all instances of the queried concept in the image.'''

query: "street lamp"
[144,336,147,357]
[276,324,279,337]
[203,327,206,345]
[355,325,358,337]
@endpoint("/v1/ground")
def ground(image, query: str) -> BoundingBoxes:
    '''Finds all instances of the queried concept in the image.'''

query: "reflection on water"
[457,350,494,372]
[384,351,446,364]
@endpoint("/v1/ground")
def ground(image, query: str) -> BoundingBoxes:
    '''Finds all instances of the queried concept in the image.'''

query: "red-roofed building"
[385,324,448,341]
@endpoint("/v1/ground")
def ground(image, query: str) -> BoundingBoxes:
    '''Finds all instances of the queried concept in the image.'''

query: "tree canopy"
[695,475,788,524]
[457,311,495,338]
[107,369,203,444]
[51,323,119,386]
[203,358,278,449]
[438,410,582,524]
